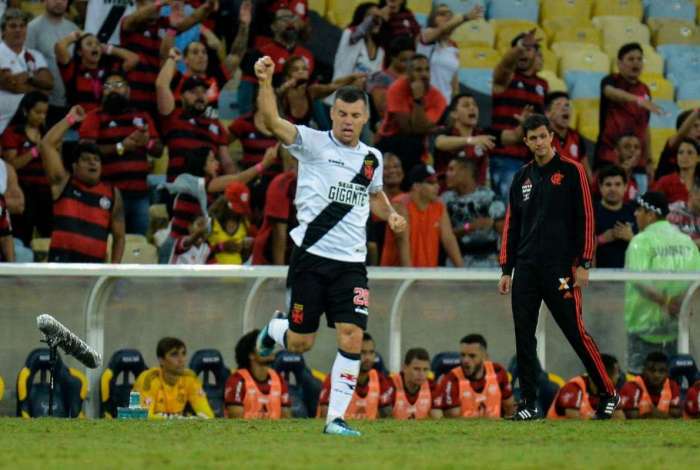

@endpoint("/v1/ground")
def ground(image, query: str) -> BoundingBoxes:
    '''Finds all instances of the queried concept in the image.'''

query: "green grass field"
[1,418,697,469]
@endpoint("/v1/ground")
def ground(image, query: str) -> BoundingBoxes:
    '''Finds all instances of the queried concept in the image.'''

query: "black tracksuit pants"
[512,263,615,404]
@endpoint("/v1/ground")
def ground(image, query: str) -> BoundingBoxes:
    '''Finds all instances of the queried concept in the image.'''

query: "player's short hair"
[183,40,205,57]
[601,354,619,377]
[644,351,669,366]
[618,42,643,61]
[615,132,641,147]
[448,92,475,113]
[450,157,478,177]
[362,332,374,343]
[404,347,430,365]
[334,86,368,109]
[598,165,628,184]
[460,334,487,350]
[73,142,102,162]
[522,114,551,134]
[235,330,260,369]
[157,337,186,358]
[544,91,569,111]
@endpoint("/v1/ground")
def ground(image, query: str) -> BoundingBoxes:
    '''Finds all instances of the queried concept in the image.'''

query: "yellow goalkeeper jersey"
[133,367,213,418]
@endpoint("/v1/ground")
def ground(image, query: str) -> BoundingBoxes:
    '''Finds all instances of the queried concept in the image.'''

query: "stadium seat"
[409,0,432,16]
[649,100,680,128]
[560,48,610,77]
[453,19,495,48]
[308,0,326,16]
[538,70,567,93]
[664,50,700,86]
[495,23,545,53]
[647,17,695,36]
[325,0,362,27]
[539,47,558,74]
[21,1,45,18]
[542,17,594,39]
[645,0,696,22]
[551,25,602,49]
[100,349,148,418]
[189,349,231,418]
[656,44,700,61]
[218,89,240,121]
[551,41,600,60]
[30,237,50,262]
[654,23,700,46]
[577,105,601,141]
[431,351,461,382]
[414,13,428,27]
[669,354,699,398]
[487,0,539,22]
[441,0,487,16]
[0,374,4,402]
[645,76,675,101]
[677,80,700,101]
[459,46,501,69]
[119,241,158,264]
[373,352,389,376]
[458,68,494,96]
[601,21,651,57]
[678,99,700,110]
[16,348,87,418]
[540,0,592,22]
[592,0,643,19]
[650,128,676,165]
[125,234,148,245]
[507,356,561,413]
[565,71,606,99]
[273,351,322,418]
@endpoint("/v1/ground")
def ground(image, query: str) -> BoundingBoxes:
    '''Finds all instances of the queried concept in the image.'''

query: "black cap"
[181,76,208,93]
[636,191,669,217]
[408,164,437,186]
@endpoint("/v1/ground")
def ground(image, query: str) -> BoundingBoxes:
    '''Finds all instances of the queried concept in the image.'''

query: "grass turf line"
[0,418,697,469]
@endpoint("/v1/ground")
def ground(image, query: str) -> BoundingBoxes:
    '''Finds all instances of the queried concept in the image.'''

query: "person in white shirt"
[0,9,53,133]
[333,3,387,80]
[253,55,406,437]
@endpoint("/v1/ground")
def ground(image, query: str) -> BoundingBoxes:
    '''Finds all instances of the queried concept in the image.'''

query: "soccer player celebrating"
[252,55,407,436]
[499,114,619,420]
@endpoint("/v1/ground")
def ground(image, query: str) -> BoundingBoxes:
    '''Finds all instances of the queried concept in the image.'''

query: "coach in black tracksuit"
[498,114,618,420]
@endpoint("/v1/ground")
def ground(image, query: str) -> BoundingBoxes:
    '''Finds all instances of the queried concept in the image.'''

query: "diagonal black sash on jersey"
[300,152,379,252]
[97,5,128,44]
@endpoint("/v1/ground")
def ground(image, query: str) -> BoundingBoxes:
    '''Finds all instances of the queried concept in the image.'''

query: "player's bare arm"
[369,191,406,233]
[255,56,298,146]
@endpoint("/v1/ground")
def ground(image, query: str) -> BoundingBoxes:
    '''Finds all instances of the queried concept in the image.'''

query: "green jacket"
[624,220,700,343]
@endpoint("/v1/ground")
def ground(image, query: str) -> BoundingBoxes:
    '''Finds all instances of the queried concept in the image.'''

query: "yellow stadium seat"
[551,25,601,49]
[538,70,567,93]
[650,128,676,167]
[409,0,432,16]
[551,42,600,59]
[0,374,4,402]
[459,47,502,69]
[120,242,158,264]
[600,20,651,57]
[496,25,546,53]
[577,105,600,141]
[540,0,592,22]
[644,76,675,101]
[125,234,148,245]
[308,0,327,16]
[152,146,168,175]
[654,23,700,46]
[326,0,363,28]
[21,1,45,18]
[491,18,539,37]
[592,0,643,19]
[560,48,610,76]
[453,19,495,48]
[610,44,664,77]
[540,47,558,74]
[647,18,694,36]
[542,17,594,38]
[678,99,700,111]
[30,238,50,262]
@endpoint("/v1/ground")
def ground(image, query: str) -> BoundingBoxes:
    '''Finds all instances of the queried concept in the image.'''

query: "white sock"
[327,349,360,424]
[267,318,289,348]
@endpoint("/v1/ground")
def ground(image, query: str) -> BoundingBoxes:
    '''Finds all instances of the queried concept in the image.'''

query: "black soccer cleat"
[509,403,542,421]
[593,392,620,420]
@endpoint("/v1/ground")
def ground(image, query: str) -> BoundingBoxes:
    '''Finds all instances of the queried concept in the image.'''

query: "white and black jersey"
[284,125,383,263]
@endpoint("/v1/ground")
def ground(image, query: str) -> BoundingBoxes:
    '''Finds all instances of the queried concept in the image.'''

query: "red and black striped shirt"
[169,192,203,239]
[78,108,159,195]
[492,72,548,161]
[59,57,121,114]
[49,178,115,263]
[552,128,586,163]
[0,126,48,189]
[170,68,229,117]
[120,17,172,116]
[229,113,281,173]
[161,108,229,181]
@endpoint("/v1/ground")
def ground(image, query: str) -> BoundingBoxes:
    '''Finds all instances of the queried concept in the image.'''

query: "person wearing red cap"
[207,181,256,264]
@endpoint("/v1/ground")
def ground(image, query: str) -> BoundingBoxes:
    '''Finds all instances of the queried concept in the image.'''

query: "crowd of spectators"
[0,0,697,267]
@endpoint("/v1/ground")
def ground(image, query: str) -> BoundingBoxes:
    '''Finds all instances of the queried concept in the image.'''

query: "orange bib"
[634,376,671,417]
[546,376,595,419]
[238,369,283,419]
[345,369,380,420]
[451,362,502,418]
[391,373,432,420]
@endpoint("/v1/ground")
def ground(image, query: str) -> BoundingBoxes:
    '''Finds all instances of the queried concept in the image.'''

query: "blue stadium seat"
[564,71,607,100]
[486,0,539,22]
[431,351,461,382]
[657,44,699,61]
[273,351,322,418]
[507,355,561,414]
[373,352,389,376]
[458,68,494,96]
[100,349,148,418]
[665,53,700,89]
[669,354,698,400]
[415,13,428,28]
[442,0,487,16]
[218,89,240,121]
[189,349,231,418]
[649,101,680,129]
[677,80,700,101]
[645,0,696,21]
[16,348,87,418]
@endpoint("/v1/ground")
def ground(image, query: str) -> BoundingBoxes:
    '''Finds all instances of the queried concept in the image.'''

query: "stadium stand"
[273,351,322,418]
[487,0,539,23]
[189,349,231,418]
[16,348,87,418]
[669,354,699,399]
[0,375,4,402]
[431,351,461,382]
[100,349,148,418]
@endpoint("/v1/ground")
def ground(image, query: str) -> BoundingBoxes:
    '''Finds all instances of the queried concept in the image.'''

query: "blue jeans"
[490,156,525,201]
[121,193,150,235]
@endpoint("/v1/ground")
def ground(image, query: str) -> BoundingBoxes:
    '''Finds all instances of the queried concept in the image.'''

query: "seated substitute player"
[317,333,394,420]
[251,55,407,437]
[619,352,682,419]
[685,377,700,419]
[133,337,214,419]
[547,354,625,420]
[225,330,291,419]
[441,334,515,418]
[390,347,442,420]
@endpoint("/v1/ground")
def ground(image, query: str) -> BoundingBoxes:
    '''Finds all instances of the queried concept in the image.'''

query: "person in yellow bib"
[133,337,214,419]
